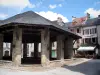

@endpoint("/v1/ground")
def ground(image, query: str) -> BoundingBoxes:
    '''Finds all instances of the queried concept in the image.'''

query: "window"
[92,38,95,43]
[84,29,89,35]
[77,28,81,33]
[90,28,96,34]
[91,38,97,44]
[83,30,84,35]
[83,28,96,35]
[77,28,79,33]
[70,29,74,32]
[85,38,91,44]
[94,28,96,33]
[90,29,92,34]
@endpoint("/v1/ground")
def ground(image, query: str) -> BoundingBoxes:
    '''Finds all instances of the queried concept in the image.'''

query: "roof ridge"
[2,11,34,21]
[0,11,58,26]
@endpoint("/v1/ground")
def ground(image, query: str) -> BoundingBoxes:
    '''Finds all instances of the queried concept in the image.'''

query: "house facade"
[69,24,97,48]
[65,14,100,56]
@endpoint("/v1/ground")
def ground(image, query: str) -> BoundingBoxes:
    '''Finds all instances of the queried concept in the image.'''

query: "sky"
[0,0,100,22]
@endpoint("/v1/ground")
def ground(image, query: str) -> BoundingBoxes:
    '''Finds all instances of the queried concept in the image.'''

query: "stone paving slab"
[0,58,86,72]
[1,58,100,75]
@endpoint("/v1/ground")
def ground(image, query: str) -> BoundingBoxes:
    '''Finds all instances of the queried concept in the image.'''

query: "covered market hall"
[0,11,80,66]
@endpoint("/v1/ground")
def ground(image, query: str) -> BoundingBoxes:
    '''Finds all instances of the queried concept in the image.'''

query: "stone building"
[0,11,80,66]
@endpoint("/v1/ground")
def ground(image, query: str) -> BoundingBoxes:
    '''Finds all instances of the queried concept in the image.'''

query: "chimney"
[86,13,90,19]
[57,17,64,26]
[57,17,62,22]
[98,15,100,19]
[72,16,76,21]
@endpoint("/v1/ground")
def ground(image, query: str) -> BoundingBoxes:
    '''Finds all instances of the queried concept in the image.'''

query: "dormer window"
[57,17,64,26]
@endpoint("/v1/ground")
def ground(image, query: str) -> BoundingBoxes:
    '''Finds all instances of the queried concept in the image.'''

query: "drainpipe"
[96,23,100,56]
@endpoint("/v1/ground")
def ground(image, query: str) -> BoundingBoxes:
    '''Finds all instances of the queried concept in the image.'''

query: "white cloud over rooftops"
[0,13,8,19]
[49,4,57,9]
[0,0,35,10]
[84,8,100,18]
[49,4,63,9]
[36,11,69,22]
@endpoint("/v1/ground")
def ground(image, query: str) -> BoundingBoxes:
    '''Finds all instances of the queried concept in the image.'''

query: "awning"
[77,46,96,51]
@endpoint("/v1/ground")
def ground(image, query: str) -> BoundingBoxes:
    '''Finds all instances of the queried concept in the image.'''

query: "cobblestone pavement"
[0,59,100,75]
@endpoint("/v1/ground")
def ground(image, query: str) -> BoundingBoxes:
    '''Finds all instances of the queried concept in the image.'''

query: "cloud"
[49,4,57,9]
[36,11,69,22]
[94,1,100,5]
[49,4,62,9]
[0,13,8,19]
[58,4,62,7]
[84,8,100,17]
[0,0,35,10]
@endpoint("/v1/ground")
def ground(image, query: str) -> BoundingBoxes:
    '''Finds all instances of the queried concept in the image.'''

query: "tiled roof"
[0,11,54,26]
[64,17,100,28]
[0,11,81,39]
[72,16,87,25]
[0,20,3,23]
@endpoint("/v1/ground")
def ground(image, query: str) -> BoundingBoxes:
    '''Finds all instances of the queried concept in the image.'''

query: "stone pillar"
[49,41,52,60]
[12,27,22,66]
[0,34,3,60]
[57,35,64,60]
[64,38,73,59]
[34,42,38,58]
[41,28,50,66]
[23,43,27,58]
